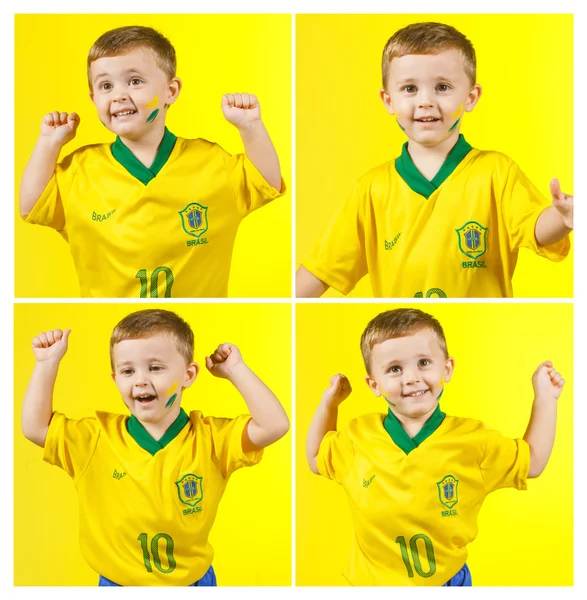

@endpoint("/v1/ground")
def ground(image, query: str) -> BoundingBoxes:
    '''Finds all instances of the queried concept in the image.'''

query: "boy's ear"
[464,84,482,113]
[379,88,395,116]
[166,77,182,107]
[443,357,456,383]
[365,374,382,397]
[89,90,95,105]
[182,361,199,389]
[111,371,116,382]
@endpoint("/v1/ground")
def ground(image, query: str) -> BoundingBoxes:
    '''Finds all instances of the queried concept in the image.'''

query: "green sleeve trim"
[383,399,446,455]
[111,127,177,185]
[395,134,473,199]
[127,407,189,455]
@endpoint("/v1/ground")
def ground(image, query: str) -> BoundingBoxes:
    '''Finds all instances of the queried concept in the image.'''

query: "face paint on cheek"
[145,96,159,109]
[146,108,159,124]
[382,394,397,407]
[449,104,463,132]
[164,381,178,408]
[396,120,406,132]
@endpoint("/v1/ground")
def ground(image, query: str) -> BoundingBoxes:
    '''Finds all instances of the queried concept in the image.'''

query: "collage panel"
[14,303,291,586]
[295,14,573,298]
[15,14,291,299]
[296,302,572,585]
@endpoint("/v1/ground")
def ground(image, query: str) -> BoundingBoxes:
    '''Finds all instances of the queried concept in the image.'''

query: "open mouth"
[414,117,440,123]
[134,394,156,404]
[403,389,429,398]
[112,109,137,119]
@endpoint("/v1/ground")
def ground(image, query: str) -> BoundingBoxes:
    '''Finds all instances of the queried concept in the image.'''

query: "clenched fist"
[32,329,71,364]
[221,93,261,129]
[40,111,80,147]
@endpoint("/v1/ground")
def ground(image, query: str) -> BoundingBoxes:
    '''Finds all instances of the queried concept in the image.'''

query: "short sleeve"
[502,161,570,262]
[301,182,368,295]
[316,427,355,484]
[480,429,530,494]
[205,414,263,479]
[43,411,101,481]
[24,151,76,236]
[223,151,284,216]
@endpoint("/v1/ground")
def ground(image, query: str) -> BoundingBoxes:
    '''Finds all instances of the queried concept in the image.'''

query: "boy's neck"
[137,405,181,441]
[391,403,439,439]
[119,122,167,169]
[406,129,461,181]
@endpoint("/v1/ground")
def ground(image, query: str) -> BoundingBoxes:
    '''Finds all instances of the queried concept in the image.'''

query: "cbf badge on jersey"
[456,221,487,259]
[437,475,459,510]
[176,473,203,507]
[179,202,208,238]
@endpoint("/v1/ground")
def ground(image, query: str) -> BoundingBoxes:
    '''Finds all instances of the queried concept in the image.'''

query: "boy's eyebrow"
[93,68,147,82]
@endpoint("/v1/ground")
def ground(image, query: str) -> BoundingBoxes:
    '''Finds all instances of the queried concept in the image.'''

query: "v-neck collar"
[111,127,177,185]
[395,134,473,199]
[383,402,446,455]
[127,407,189,456]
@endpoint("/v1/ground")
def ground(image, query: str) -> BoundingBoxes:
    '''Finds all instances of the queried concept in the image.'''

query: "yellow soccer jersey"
[317,405,530,586]
[302,135,569,298]
[43,408,263,586]
[25,128,283,298]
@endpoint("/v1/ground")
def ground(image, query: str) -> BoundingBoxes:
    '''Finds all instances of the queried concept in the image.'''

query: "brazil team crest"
[456,221,487,259]
[175,474,203,507]
[437,475,459,509]
[179,202,208,238]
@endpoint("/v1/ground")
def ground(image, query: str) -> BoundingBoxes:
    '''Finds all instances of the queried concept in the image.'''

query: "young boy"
[306,308,564,585]
[21,309,289,586]
[20,25,284,298]
[297,22,573,298]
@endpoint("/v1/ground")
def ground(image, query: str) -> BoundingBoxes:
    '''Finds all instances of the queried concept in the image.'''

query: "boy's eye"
[130,78,142,86]
[150,365,164,371]
[402,85,417,93]
[436,84,451,92]
[100,82,112,91]
[418,359,431,367]
[121,369,133,375]
[389,365,402,374]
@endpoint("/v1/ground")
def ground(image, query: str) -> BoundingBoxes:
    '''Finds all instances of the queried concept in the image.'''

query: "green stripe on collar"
[127,407,189,455]
[395,134,473,199]
[111,127,177,185]
[383,402,446,455]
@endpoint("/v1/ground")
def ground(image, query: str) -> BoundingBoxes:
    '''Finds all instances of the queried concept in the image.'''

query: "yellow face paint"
[145,96,159,109]
[165,381,178,396]
[451,105,463,120]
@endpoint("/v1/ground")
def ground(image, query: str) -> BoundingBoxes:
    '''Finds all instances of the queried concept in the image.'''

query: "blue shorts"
[98,564,217,586]
[443,563,472,586]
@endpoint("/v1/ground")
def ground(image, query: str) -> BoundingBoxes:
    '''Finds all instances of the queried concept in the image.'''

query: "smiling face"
[381,49,481,147]
[365,329,455,421]
[112,333,198,427]
[89,47,181,141]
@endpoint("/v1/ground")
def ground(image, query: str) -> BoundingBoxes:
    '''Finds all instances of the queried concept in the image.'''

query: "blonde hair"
[382,22,476,88]
[87,25,176,89]
[110,309,193,367]
[360,308,448,373]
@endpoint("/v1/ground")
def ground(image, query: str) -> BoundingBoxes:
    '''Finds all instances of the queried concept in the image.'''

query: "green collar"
[383,402,446,455]
[395,134,473,199]
[127,407,189,455]
[111,127,177,185]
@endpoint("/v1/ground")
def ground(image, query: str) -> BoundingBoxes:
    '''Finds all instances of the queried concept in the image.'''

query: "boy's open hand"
[40,112,80,147]
[221,93,261,129]
[205,343,245,379]
[322,374,352,407]
[550,178,573,229]
[32,329,71,364]
[532,361,565,401]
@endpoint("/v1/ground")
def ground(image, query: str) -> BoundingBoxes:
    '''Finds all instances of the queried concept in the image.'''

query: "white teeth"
[114,110,135,117]
[405,390,428,397]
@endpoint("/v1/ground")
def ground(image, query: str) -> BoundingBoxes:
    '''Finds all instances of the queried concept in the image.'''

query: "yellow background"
[14,303,291,585]
[296,14,573,298]
[15,14,291,298]
[296,303,573,585]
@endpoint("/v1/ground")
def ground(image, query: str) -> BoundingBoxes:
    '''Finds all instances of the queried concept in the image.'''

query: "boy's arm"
[306,374,351,474]
[534,179,573,247]
[19,112,80,218]
[221,93,282,190]
[523,361,564,478]
[206,343,289,450]
[22,329,71,448]
[296,265,330,298]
